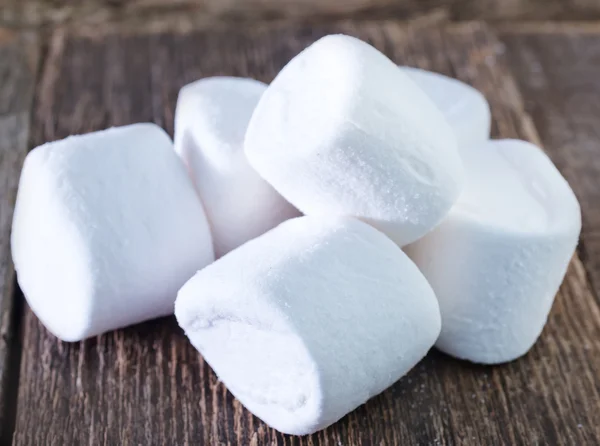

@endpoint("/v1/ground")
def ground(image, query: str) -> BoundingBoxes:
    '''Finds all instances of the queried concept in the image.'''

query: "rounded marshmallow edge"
[399,66,491,149]
[11,155,95,341]
[174,76,300,258]
[174,76,268,162]
[175,216,441,435]
[12,123,215,342]
[405,139,581,364]
[244,34,465,247]
[455,139,580,235]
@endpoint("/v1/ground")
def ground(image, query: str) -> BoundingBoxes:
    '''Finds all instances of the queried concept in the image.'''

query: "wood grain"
[4,0,600,29]
[9,21,600,445]
[501,26,600,304]
[63,10,451,39]
[0,28,39,445]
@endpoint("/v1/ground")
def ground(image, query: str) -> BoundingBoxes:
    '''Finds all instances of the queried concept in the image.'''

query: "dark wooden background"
[1,1,600,444]
[3,0,600,28]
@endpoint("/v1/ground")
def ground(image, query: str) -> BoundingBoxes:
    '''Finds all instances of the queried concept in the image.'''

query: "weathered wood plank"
[501,26,600,304]
[12,21,600,445]
[0,28,39,445]
[1,0,450,29]
[4,0,600,29]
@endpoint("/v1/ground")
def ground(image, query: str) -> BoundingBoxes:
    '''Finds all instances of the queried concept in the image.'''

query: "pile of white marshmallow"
[11,34,581,435]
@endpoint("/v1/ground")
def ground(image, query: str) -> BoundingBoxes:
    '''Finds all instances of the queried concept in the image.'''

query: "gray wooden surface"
[0,29,38,446]
[4,0,600,29]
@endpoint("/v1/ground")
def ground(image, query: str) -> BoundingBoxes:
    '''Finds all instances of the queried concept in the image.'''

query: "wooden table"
[0,19,599,445]
[4,0,600,28]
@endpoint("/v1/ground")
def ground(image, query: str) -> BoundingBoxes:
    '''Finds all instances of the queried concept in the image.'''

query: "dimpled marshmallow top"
[174,77,299,257]
[406,139,581,364]
[400,66,491,149]
[245,34,465,246]
[11,123,214,342]
[175,216,441,435]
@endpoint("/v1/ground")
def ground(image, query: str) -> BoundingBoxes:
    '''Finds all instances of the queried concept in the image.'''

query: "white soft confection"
[176,216,441,435]
[405,139,581,364]
[174,77,299,257]
[245,34,464,246]
[400,66,491,148]
[12,123,214,342]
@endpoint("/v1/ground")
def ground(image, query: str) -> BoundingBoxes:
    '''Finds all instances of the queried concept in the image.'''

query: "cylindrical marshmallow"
[12,123,214,342]
[405,139,581,364]
[245,34,465,246]
[175,216,441,435]
[400,66,491,149]
[174,77,299,257]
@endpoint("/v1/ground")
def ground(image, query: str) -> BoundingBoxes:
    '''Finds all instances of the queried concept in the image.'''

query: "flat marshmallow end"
[13,124,214,341]
[12,145,97,342]
[176,279,324,435]
[456,139,581,235]
[407,139,580,364]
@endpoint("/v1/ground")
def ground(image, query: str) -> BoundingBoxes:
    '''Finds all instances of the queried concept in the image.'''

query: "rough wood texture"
[3,0,600,29]
[10,21,600,445]
[501,25,600,303]
[0,28,38,445]
[70,10,451,38]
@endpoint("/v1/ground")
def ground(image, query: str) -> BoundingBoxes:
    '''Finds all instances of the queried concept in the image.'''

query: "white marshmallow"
[174,77,299,257]
[176,216,441,435]
[405,139,581,364]
[400,66,491,148]
[12,124,214,342]
[245,34,464,247]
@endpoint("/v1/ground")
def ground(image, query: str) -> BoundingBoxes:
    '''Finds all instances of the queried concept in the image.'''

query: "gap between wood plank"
[498,21,600,33]
[0,286,25,446]
[5,0,600,29]
[0,29,40,445]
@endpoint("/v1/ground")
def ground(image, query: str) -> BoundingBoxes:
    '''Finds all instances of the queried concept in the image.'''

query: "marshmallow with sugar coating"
[175,216,441,435]
[12,123,214,342]
[400,66,491,148]
[174,76,299,257]
[405,139,581,364]
[245,34,465,246]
